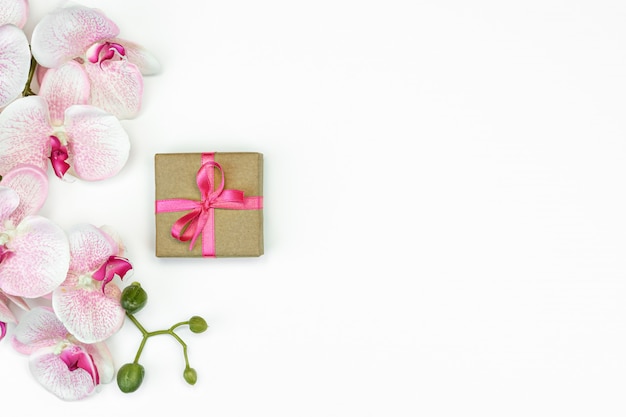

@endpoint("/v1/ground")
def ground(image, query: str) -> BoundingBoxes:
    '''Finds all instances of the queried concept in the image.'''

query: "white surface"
[2,0,626,415]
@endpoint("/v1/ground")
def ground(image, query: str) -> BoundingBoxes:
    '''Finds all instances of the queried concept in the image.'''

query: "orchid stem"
[22,52,37,97]
[126,312,191,368]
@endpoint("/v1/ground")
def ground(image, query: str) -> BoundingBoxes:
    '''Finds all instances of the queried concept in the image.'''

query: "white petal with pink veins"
[38,61,91,126]
[112,38,161,75]
[99,224,126,256]
[0,0,28,28]
[52,283,125,343]
[31,5,119,69]
[67,223,117,273]
[29,345,97,400]
[84,59,143,119]
[64,105,130,181]
[0,24,31,108]
[84,340,115,384]
[0,96,52,175]
[36,64,48,86]
[1,165,49,225]
[11,306,66,355]
[0,187,19,224]
[4,292,28,310]
[0,293,16,323]
[0,215,69,298]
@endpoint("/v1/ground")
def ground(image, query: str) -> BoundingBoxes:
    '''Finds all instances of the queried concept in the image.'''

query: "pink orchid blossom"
[0,0,31,108]
[52,224,132,344]
[0,164,70,298]
[12,306,115,401]
[0,291,17,340]
[0,289,29,341]
[31,4,160,119]
[0,60,130,180]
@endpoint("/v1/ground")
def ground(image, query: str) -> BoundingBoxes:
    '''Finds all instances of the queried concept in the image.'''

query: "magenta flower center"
[92,256,133,293]
[59,345,99,385]
[87,41,126,66]
[0,244,12,264]
[49,135,70,179]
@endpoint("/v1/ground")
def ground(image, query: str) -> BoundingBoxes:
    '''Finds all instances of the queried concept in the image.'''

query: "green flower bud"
[189,316,208,333]
[117,363,145,393]
[184,367,197,385]
[121,282,148,314]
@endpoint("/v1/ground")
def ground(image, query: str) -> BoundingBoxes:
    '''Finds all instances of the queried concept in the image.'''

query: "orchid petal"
[1,164,49,225]
[86,41,125,64]
[29,345,97,400]
[0,0,28,28]
[4,292,28,310]
[67,223,118,273]
[0,24,31,108]
[83,59,143,119]
[0,215,69,298]
[0,292,16,323]
[52,283,124,343]
[59,345,99,384]
[31,5,119,69]
[0,96,52,175]
[11,306,66,355]
[83,340,114,384]
[92,256,132,292]
[99,224,126,256]
[112,38,161,75]
[38,61,90,126]
[0,186,19,224]
[49,135,70,179]
[64,104,130,181]
[36,64,48,87]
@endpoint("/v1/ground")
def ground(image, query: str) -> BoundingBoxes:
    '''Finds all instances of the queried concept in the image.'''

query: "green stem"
[126,313,148,363]
[170,321,189,331]
[167,328,190,368]
[126,312,148,335]
[22,52,37,97]
[126,312,191,367]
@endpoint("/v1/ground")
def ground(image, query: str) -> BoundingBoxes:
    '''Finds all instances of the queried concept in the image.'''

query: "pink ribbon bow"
[155,153,263,257]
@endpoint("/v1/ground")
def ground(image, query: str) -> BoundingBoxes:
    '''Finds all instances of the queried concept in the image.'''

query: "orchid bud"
[189,316,208,333]
[184,367,198,385]
[121,282,148,314]
[117,362,145,393]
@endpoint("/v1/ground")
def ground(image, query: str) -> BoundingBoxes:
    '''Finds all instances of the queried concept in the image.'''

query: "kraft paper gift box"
[154,152,264,257]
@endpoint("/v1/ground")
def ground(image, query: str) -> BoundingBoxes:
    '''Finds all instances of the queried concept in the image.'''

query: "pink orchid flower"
[52,223,132,344]
[12,306,115,401]
[0,290,29,341]
[0,60,130,180]
[31,4,160,119]
[0,0,31,108]
[0,164,70,298]
[0,291,17,340]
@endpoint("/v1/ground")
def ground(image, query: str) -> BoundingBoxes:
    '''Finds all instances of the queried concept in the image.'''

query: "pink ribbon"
[155,153,263,257]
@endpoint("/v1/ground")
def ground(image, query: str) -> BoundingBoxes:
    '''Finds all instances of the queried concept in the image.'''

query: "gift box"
[154,152,264,257]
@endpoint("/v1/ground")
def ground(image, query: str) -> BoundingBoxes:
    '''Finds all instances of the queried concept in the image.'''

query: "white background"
[1,0,626,415]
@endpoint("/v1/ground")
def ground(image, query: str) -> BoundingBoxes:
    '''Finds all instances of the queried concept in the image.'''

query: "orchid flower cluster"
[0,0,160,180]
[0,0,206,401]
